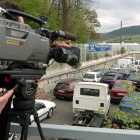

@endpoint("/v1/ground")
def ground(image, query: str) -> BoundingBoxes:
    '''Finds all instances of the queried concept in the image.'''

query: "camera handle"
[5,108,45,140]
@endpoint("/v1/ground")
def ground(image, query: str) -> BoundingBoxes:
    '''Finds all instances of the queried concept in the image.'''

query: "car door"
[35,103,48,121]
[97,73,102,82]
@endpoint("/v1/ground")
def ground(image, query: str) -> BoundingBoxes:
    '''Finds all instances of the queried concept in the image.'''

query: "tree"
[5,0,100,43]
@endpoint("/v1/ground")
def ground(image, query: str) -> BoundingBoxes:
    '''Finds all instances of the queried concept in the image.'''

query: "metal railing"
[48,43,140,69]
[11,123,140,140]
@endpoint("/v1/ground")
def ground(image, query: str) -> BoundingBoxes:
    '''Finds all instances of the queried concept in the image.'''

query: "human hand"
[50,40,71,48]
[0,88,13,114]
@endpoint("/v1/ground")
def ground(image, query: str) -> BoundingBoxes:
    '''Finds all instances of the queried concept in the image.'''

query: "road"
[27,98,119,140]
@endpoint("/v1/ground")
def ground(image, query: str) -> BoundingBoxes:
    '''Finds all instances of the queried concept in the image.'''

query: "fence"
[48,43,140,68]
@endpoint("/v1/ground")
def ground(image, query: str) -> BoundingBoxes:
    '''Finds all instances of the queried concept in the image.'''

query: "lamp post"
[129,38,131,52]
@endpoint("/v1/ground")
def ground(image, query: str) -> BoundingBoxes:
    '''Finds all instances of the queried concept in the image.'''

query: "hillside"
[92,25,140,44]
[107,25,140,36]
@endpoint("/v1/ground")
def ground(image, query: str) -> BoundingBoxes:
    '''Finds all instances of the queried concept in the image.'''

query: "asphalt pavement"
[27,98,119,140]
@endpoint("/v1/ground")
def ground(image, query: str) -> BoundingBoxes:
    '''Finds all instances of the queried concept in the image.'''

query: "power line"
[98,23,120,33]
[98,16,120,22]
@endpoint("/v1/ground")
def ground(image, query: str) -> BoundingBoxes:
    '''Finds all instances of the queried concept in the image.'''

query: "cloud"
[94,0,140,33]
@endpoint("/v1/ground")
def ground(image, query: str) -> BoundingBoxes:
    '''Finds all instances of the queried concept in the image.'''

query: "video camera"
[0,8,80,110]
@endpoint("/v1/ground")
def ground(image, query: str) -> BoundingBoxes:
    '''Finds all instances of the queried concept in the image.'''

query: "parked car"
[117,68,132,79]
[128,65,139,73]
[82,72,102,82]
[110,80,134,102]
[135,60,140,69]
[53,79,82,99]
[127,73,140,90]
[94,69,110,77]
[11,99,56,123]
[100,73,123,88]
[112,92,140,129]
[109,69,118,73]
[30,99,56,122]
[109,65,121,71]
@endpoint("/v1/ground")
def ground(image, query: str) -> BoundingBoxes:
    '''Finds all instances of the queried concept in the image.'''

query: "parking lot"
[28,98,119,140]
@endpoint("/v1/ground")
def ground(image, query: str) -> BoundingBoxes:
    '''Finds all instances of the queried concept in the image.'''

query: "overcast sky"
[92,0,140,33]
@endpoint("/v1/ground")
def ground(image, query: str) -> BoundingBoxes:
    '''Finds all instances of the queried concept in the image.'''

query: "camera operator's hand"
[0,88,13,114]
[50,40,71,48]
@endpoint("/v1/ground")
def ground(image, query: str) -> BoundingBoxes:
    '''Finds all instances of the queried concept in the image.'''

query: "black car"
[127,74,140,90]
[94,69,110,77]
[117,68,132,80]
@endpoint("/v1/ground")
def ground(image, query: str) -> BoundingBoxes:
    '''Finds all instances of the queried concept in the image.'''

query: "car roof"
[75,82,108,88]
[104,73,117,76]
[59,79,81,84]
[119,92,140,109]
[115,80,132,84]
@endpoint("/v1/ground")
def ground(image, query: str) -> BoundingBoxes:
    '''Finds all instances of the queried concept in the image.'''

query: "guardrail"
[11,123,140,140]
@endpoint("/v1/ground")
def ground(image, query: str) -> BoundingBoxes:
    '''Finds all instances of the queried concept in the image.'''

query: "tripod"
[5,107,45,140]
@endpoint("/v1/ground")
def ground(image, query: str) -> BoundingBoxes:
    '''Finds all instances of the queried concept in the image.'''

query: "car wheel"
[47,108,53,118]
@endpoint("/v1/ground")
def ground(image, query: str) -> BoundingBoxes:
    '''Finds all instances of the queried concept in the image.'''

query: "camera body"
[0,8,80,110]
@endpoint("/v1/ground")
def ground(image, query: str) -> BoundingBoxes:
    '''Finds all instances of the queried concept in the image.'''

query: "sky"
[92,0,140,33]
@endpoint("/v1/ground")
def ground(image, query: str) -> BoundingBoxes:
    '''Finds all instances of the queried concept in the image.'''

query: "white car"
[30,99,56,122]
[110,65,121,71]
[82,72,102,82]
[11,99,56,123]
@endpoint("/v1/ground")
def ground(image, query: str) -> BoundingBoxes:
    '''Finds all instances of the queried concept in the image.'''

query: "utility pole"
[120,20,122,44]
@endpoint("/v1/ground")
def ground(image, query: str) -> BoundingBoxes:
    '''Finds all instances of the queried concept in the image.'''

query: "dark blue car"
[112,92,140,129]
[127,73,140,90]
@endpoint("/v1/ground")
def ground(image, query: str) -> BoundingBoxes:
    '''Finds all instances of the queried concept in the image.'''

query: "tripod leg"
[33,111,45,140]
[5,120,11,140]
[20,113,30,140]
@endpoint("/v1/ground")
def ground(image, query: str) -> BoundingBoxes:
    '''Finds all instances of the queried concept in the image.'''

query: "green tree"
[120,46,126,54]
[5,0,100,43]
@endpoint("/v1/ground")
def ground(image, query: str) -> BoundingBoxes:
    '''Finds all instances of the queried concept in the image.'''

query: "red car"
[53,79,82,99]
[110,80,134,102]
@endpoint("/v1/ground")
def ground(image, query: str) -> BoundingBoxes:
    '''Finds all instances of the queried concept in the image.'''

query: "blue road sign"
[89,43,112,52]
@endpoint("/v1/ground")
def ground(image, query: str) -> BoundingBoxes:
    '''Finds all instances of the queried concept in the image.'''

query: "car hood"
[111,88,128,93]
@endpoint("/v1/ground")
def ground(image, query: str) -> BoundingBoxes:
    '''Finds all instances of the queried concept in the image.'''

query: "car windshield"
[128,74,140,81]
[112,65,119,68]
[118,69,128,73]
[102,75,115,80]
[119,107,140,119]
[114,83,130,89]
[35,102,43,111]
[83,74,95,79]
[56,83,69,89]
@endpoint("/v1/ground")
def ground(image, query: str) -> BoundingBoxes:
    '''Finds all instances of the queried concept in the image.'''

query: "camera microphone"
[50,30,77,41]
[63,31,77,41]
